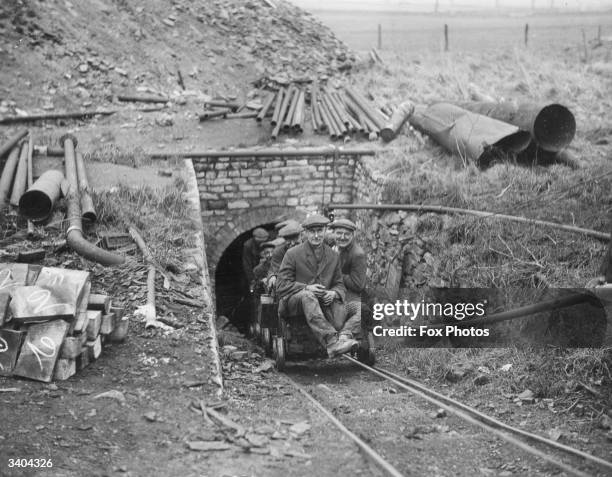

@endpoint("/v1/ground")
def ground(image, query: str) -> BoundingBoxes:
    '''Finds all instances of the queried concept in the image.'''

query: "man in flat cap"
[277,214,358,357]
[266,220,302,290]
[330,218,367,340]
[253,238,284,292]
[243,227,269,291]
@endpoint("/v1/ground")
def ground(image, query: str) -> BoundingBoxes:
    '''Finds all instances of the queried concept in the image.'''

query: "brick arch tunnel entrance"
[214,222,277,333]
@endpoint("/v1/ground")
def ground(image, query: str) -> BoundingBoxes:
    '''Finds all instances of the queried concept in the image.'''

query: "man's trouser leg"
[342,301,362,339]
[280,290,337,347]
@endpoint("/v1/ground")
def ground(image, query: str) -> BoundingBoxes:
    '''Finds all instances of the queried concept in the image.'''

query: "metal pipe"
[203,100,240,111]
[0,110,115,124]
[322,94,347,136]
[225,112,259,119]
[344,86,386,130]
[270,89,285,127]
[380,101,415,142]
[283,87,299,131]
[318,99,339,139]
[273,87,293,138]
[9,142,28,206]
[19,170,64,222]
[149,146,376,159]
[327,203,610,241]
[61,135,125,266]
[117,94,169,104]
[26,137,34,235]
[456,101,575,152]
[256,93,275,123]
[199,109,231,121]
[0,130,28,159]
[336,93,362,133]
[328,91,351,129]
[291,90,305,133]
[0,145,21,209]
[409,103,531,168]
[75,151,97,223]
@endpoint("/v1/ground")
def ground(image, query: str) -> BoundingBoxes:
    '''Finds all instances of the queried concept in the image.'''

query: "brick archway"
[205,206,309,276]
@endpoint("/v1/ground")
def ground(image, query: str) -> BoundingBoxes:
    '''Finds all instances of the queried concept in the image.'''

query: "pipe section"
[0,130,28,159]
[19,170,64,222]
[0,146,21,209]
[9,142,28,206]
[75,151,97,223]
[381,101,415,142]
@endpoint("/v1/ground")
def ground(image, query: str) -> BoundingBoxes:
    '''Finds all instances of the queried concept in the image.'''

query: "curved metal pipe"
[61,135,125,266]
[0,130,28,159]
[0,145,22,209]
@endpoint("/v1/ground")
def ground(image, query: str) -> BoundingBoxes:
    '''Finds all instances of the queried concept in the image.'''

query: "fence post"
[524,23,529,47]
[378,24,382,50]
[444,24,449,52]
[582,28,589,62]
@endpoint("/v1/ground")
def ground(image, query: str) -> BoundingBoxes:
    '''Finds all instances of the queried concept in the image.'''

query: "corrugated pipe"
[19,170,64,222]
[456,101,575,152]
[0,145,22,209]
[61,135,125,266]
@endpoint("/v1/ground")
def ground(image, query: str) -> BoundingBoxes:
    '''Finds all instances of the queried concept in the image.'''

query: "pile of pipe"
[0,131,124,266]
[409,101,577,168]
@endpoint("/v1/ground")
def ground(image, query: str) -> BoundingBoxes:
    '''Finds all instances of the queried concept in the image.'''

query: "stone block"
[206,199,227,210]
[240,169,261,177]
[227,200,250,209]
[286,197,299,206]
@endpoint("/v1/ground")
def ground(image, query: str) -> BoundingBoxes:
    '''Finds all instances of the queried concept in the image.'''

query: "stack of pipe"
[200,97,274,121]
[270,86,305,139]
[0,130,29,210]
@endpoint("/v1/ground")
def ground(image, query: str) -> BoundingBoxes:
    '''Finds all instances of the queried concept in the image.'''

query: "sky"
[291,0,612,11]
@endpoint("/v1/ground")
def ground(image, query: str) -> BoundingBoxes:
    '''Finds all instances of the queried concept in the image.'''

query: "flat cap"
[274,220,290,231]
[252,227,269,240]
[261,238,282,249]
[329,218,357,231]
[302,214,329,229]
[278,221,303,237]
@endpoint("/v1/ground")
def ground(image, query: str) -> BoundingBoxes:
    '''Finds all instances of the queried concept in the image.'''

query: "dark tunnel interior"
[215,222,277,333]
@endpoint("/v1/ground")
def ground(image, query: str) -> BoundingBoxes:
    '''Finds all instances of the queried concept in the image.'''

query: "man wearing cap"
[253,238,284,290]
[242,227,270,289]
[330,218,367,340]
[277,214,358,357]
[266,220,302,290]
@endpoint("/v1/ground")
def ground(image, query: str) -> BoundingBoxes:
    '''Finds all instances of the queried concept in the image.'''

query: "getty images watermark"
[371,299,490,338]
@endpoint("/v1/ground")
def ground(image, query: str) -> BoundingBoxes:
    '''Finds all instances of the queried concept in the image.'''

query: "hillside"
[0,0,353,114]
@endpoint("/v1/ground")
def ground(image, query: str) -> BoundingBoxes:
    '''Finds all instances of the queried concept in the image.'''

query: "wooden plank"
[100,312,115,335]
[70,282,91,335]
[86,336,102,361]
[12,320,69,382]
[0,329,26,376]
[9,286,75,323]
[86,310,102,340]
[53,358,76,380]
[88,294,111,314]
[76,346,90,371]
[59,333,88,359]
[0,263,29,325]
[34,267,90,319]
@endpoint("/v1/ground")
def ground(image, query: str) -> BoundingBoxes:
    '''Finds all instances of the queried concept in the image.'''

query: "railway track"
[283,356,612,477]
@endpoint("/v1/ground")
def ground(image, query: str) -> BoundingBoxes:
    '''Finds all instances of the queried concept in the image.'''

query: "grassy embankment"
[353,43,612,403]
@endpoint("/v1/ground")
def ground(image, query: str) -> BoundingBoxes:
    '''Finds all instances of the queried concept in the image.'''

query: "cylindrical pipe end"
[532,104,576,152]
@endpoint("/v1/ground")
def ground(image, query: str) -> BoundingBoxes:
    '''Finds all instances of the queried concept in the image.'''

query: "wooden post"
[377,24,382,50]
[582,28,588,62]
[524,23,529,47]
[597,25,602,43]
[444,24,449,52]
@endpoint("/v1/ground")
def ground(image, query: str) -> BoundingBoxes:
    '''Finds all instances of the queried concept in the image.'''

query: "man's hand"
[305,284,326,297]
[321,290,337,306]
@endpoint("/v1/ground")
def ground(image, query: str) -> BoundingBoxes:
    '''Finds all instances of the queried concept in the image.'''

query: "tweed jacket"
[277,241,346,302]
[337,241,367,302]
[268,241,292,277]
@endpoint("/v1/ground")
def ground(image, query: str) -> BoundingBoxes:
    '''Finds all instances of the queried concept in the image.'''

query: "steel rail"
[366,362,612,474]
[344,356,592,477]
[287,377,406,477]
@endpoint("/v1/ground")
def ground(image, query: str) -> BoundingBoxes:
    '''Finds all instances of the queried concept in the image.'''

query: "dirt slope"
[0,0,353,114]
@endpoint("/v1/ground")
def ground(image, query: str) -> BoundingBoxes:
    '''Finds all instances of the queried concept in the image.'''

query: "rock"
[548,428,563,441]
[598,414,612,430]
[499,363,513,372]
[429,408,446,419]
[517,389,535,404]
[253,360,274,373]
[143,412,157,422]
[93,390,126,405]
[445,363,472,382]
[115,67,128,77]
[78,64,89,73]
[289,421,310,435]
[473,374,490,386]
[155,114,174,127]
[187,441,231,451]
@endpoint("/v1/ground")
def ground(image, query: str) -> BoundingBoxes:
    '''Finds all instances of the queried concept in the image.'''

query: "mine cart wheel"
[261,327,273,356]
[248,322,256,338]
[254,321,261,342]
[274,336,286,371]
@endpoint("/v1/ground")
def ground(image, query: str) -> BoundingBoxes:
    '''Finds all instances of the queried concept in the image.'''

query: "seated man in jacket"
[252,238,283,294]
[330,218,366,340]
[276,214,358,357]
[266,220,302,291]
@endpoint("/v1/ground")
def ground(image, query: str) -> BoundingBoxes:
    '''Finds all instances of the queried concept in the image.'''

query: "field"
[313,10,612,52]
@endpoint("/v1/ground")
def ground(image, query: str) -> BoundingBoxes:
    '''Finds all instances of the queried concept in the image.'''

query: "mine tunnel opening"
[215,222,277,333]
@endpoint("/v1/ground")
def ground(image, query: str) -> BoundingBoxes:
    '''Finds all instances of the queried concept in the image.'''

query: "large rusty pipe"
[19,170,64,222]
[256,93,275,123]
[409,103,531,168]
[270,89,285,127]
[9,142,28,206]
[0,145,21,209]
[75,151,97,223]
[381,101,415,142]
[61,135,125,266]
[0,130,28,159]
[456,102,575,152]
[150,146,376,159]
[344,86,386,130]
